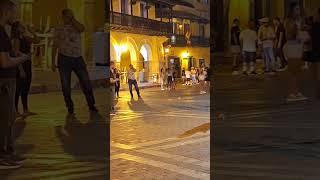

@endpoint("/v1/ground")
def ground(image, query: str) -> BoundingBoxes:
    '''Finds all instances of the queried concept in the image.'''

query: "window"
[199,24,205,37]
[140,2,148,18]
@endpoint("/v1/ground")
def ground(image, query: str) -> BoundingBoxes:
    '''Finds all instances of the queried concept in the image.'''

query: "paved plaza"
[0,89,108,180]
[110,85,210,180]
[212,61,320,180]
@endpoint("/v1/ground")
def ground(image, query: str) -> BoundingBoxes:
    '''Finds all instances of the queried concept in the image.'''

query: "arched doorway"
[139,44,152,82]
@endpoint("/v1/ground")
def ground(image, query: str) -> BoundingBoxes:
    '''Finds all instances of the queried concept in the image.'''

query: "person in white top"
[258,17,276,73]
[185,69,191,86]
[199,68,206,94]
[240,20,258,75]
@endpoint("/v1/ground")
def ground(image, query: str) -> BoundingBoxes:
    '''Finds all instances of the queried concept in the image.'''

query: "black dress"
[306,22,320,62]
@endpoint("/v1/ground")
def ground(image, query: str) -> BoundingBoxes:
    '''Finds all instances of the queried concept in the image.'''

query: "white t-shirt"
[185,71,191,78]
[240,29,257,52]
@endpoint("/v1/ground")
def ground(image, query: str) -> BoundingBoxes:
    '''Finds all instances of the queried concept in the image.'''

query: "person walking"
[273,17,287,71]
[230,19,241,75]
[114,68,120,98]
[185,68,191,86]
[283,2,307,102]
[11,21,39,116]
[52,9,98,115]
[259,17,276,74]
[0,0,30,169]
[240,20,258,75]
[127,64,141,99]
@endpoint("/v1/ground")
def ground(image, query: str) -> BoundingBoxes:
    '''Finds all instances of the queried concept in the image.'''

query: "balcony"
[164,35,210,47]
[110,12,173,36]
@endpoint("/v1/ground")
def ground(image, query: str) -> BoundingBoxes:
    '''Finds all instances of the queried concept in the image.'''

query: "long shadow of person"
[55,112,109,176]
[0,116,34,179]
[127,97,153,112]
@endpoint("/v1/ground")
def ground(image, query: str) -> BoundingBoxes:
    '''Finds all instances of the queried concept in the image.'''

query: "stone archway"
[139,43,152,82]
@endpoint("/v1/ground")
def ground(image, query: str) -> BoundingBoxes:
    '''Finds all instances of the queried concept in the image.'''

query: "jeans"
[58,54,96,111]
[0,79,16,156]
[263,47,276,71]
[128,79,140,98]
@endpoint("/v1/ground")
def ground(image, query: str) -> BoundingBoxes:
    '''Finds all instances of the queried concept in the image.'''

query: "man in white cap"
[258,17,276,74]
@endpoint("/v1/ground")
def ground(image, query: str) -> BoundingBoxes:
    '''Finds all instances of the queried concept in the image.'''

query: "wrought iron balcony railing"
[164,35,210,47]
[110,12,173,35]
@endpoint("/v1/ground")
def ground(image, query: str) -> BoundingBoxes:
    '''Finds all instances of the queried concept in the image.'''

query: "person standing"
[307,8,320,99]
[230,19,241,75]
[181,68,186,85]
[191,67,197,85]
[166,68,173,90]
[127,64,141,99]
[185,68,191,86]
[160,67,165,90]
[110,61,118,115]
[11,21,39,116]
[0,0,29,169]
[258,17,276,74]
[283,2,307,101]
[199,68,206,94]
[52,9,98,115]
[240,20,258,75]
[114,68,120,98]
[273,17,287,71]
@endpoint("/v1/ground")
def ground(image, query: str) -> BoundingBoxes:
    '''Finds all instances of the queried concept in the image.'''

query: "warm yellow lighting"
[165,48,170,53]
[181,52,190,58]
[179,24,183,29]
[121,45,128,52]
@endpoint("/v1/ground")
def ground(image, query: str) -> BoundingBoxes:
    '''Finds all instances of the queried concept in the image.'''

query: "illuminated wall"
[229,0,251,29]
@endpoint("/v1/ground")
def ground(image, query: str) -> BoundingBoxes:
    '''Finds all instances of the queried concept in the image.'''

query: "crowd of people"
[0,0,99,169]
[230,2,320,102]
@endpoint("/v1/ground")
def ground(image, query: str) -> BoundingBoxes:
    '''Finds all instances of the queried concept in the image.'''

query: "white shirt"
[240,29,257,52]
[185,71,191,78]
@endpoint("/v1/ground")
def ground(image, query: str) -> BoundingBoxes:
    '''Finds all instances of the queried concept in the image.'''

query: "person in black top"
[0,0,30,169]
[273,17,287,70]
[11,21,39,116]
[230,19,241,74]
[114,68,120,98]
[308,8,320,99]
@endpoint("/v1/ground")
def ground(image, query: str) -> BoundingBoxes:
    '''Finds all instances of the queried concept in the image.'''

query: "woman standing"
[160,68,165,90]
[283,2,307,101]
[199,68,206,94]
[11,22,39,116]
[307,8,320,99]
[167,68,173,90]
[181,68,186,85]
[114,68,121,98]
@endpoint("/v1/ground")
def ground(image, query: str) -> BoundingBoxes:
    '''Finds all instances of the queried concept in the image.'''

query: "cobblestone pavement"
[110,85,210,180]
[0,89,108,180]
[212,62,320,180]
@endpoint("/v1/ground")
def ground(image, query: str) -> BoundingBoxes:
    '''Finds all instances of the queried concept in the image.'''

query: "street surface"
[212,61,320,180]
[0,89,108,180]
[110,85,210,180]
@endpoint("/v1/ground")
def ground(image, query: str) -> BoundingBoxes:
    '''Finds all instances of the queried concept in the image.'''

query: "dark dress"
[306,22,320,62]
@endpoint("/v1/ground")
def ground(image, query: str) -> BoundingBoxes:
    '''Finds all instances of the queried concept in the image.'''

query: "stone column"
[83,0,97,68]
[19,0,34,25]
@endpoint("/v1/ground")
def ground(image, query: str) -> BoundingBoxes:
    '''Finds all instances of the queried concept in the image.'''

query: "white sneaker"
[232,71,239,76]
[287,93,308,102]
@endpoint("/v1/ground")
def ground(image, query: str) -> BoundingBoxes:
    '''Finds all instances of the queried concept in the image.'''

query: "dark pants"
[128,79,140,98]
[0,79,16,156]
[115,82,120,97]
[58,54,95,111]
[15,78,32,112]
[275,48,287,66]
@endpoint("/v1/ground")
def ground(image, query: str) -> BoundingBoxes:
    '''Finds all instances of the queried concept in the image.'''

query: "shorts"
[231,45,241,54]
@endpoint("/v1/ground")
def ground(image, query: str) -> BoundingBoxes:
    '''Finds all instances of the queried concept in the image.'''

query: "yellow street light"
[165,48,170,53]
[121,44,128,52]
[181,51,190,58]
[179,24,183,29]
